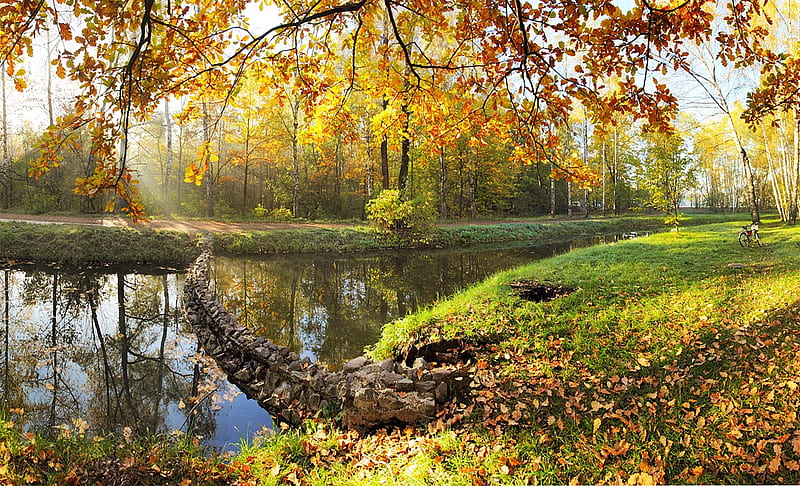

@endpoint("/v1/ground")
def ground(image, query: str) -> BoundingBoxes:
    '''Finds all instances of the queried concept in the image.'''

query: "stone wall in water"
[183,239,466,430]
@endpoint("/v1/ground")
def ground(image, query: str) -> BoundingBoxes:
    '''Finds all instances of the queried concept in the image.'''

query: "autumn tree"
[683,22,761,223]
[640,130,698,230]
[224,74,273,215]
[693,117,749,213]
[0,0,787,220]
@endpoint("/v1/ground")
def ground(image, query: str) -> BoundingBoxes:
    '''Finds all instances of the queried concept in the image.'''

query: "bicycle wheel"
[754,234,763,247]
[738,232,750,247]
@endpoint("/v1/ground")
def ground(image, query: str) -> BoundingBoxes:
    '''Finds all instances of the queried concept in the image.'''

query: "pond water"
[0,234,625,450]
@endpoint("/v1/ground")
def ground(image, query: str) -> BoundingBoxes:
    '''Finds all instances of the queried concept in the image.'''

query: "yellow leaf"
[637,356,650,367]
[628,472,655,485]
[593,417,602,434]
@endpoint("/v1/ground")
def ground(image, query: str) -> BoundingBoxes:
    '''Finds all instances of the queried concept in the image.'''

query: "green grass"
[368,219,783,362]
[5,212,799,484]
[0,415,248,485]
[0,222,199,267]
[0,212,748,266]
[355,217,800,483]
[213,212,746,255]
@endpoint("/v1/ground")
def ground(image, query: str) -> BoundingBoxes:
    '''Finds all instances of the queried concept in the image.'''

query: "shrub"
[366,190,434,233]
[254,205,294,221]
[27,194,59,214]
[270,207,294,221]
[253,204,269,218]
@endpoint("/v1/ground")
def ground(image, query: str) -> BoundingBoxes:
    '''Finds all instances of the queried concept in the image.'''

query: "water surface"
[0,235,622,449]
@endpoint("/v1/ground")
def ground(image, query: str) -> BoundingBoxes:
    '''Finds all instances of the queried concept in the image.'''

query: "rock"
[431,368,451,382]
[343,356,369,373]
[396,378,415,392]
[233,369,252,382]
[380,371,404,387]
[379,358,396,372]
[435,382,448,402]
[415,380,436,393]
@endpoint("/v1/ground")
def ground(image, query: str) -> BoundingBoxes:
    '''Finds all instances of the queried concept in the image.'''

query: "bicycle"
[738,223,762,248]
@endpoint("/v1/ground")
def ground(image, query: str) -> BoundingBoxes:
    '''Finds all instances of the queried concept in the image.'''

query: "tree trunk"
[292,100,301,218]
[567,180,573,217]
[242,120,250,215]
[48,274,58,428]
[89,292,119,429]
[762,124,785,221]
[792,115,800,223]
[117,273,139,424]
[380,97,390,191]
[202,101,215,217]
[1,71,8,210]
[2,271,7,406]
[601,141,607,217]
[440,148,448,219]
[740,146,761,224]
[582,116,589,218]
[398,104,410,192]
[613,128,619,216]
[164,101,173,213]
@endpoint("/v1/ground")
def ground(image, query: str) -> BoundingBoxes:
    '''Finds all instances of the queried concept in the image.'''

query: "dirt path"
[0,212,354,233]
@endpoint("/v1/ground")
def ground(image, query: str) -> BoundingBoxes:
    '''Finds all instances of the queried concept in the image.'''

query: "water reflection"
[0,266,269,449]
[0,233,625,448]
[210,236,615,370]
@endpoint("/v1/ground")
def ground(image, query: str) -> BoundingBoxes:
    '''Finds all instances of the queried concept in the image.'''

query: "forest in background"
[0,0,798,224]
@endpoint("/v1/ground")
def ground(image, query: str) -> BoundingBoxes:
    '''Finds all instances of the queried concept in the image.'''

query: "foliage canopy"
[0,0,784,220]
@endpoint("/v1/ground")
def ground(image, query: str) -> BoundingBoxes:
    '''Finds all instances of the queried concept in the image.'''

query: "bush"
[270,207,294,221]
[253,205,294,221]
[366,190,434,233]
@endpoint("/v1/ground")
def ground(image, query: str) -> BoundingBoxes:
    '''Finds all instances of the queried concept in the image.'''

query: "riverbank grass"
[233,218,800,484]
[213,212,746,255]
[0,418,253,485]
[0,222,199,267]
[0,212,747,266]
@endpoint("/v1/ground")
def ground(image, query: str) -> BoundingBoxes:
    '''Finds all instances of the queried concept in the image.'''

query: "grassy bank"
[0,222,199,267]
[0,422,253,485]
[354,217,800,484]
[226,217,800,485]
[0,212,746,266]
[4,217,800,484]
[212,212,745,255]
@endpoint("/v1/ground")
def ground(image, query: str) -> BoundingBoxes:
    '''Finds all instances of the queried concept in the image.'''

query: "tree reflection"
[212,245,559,370]
[0,267,214,441]
[0,238,590,443]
